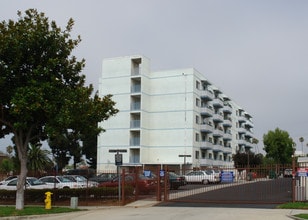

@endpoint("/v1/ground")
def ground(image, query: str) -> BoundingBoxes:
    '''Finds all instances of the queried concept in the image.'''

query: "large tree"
[0,9,118,209]
[263,128,294,164]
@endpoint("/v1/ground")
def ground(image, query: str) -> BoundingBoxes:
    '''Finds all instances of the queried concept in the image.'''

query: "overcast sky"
[1,0,308,154]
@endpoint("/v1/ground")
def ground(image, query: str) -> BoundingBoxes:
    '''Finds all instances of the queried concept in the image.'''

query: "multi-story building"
[97,55,255,171]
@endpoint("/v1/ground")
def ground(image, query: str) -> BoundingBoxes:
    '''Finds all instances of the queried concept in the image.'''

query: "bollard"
[44,191,53,210]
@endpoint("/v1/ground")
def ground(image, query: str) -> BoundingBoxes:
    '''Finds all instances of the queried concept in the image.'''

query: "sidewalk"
[3,199,307,220]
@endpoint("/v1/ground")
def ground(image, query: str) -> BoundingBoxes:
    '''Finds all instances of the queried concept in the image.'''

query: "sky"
[1,0,308,154]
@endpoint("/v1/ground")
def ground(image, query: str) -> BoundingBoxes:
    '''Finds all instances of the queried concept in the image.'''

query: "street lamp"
[299,137,304,156]
[292,142,296,202]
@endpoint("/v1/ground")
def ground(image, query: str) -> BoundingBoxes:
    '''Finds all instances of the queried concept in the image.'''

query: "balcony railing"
[200,105,214,116]
[200,89,214,100]
[200,123,213,133]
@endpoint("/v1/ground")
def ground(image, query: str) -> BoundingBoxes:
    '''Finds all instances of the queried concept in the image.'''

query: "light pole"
[292,142,296,202]
[299,137,304,156]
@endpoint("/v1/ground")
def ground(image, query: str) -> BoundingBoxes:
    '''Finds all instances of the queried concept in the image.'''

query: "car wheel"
[202,179,208,185]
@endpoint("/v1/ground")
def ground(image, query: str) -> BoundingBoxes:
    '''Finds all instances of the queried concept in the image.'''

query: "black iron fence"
[1,163,308,206]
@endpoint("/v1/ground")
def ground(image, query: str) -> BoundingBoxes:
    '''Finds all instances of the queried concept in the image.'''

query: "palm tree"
[27,144,53,177]
[299,137,304,156]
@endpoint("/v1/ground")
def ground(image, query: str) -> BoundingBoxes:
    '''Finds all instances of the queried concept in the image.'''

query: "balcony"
[200,105,213,116]
[223,118,232,127]
[223,132,232,140]
[213,129,224,137]
[238,115,247,122]
[212,98,223,108]
[212,113,223,122]
[200,140,213,149]
[200,123,213,133]
[238,139,246,146]
[238,127,246,134]
[222,104,232,113]
[200,89,214,100]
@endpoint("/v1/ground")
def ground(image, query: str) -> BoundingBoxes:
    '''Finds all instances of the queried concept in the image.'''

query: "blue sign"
[144,170,151,177]
[160,170,165,177]
[221,171,234,183]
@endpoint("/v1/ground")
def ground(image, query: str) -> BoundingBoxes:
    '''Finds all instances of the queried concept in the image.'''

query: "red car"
[98,174,156,194]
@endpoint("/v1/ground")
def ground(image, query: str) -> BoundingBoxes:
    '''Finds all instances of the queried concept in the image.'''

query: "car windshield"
[58,176,72,182]
[27,178,45,186]
[75,176,87,181]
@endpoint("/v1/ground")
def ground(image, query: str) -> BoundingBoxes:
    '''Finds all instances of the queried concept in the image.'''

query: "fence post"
[164,165,169,201]
[157,166,161,201]
[121,168,125,205]
[292,156,296,202]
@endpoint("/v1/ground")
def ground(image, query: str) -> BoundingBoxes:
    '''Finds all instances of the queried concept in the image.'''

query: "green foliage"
[263,128,294,164]
[0,9,118,209]
[27,143,53,175]
[232,152,263,167]
[0,158,15,173]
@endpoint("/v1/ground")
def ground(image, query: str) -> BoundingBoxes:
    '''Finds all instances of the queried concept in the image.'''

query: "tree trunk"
[15,135,29,210]
[16,157,27,210]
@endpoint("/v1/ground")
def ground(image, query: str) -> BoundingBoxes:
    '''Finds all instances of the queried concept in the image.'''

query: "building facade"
[97,55,255,171]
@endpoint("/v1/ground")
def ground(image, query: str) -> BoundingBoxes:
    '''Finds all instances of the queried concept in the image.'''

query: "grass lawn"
[277,202,308,219]
[0,206,84,217]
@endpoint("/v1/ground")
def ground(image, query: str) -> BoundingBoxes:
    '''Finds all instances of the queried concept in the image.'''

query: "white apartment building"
[97,55,255,171]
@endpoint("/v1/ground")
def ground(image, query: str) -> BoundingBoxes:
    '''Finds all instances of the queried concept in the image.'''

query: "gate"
[163,165,295,205]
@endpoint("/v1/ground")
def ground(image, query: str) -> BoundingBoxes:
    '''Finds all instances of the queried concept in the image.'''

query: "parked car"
[0,175,18,185]
[184,170,218,184]
[39,176,79,189]
[63,168,96,178]
[168,172,186,190]
[284,169,293,178]
[63,175,98,188]
[206,169,222,183]
[99,173,156,194]
[88,173,118,183]
[0,177,52,190]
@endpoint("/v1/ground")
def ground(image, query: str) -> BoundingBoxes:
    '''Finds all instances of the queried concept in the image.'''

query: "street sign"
[115,153,122,166]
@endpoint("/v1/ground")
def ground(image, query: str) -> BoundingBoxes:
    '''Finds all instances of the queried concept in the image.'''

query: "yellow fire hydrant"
[44,191,53,210]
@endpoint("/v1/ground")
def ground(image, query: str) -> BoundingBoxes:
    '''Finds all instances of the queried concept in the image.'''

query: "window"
[195,133,200,142]
[195,151,200,159]
[196,115,199,124]
[196,80,200,89]
[196,98,200,107]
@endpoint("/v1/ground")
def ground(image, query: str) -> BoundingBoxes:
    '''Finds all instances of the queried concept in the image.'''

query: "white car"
[63,175,98,188]
[0,176,18,185]
[206,169,221,183]
[184,170,217,184]
[0,177,53,190]
[39,176,79,189]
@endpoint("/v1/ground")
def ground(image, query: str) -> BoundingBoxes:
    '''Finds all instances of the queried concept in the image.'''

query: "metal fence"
[2,163,308,206]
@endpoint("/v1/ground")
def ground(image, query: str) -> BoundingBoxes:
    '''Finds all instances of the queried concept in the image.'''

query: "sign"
[160,170,165,177]
[115,153,122,166]
[221,171,234,183]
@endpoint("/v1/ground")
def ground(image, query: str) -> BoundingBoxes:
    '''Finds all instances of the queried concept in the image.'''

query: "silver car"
[63,175,98,188]
[184,170,213,184]
[0,177,52,190]
[39,176,79,189]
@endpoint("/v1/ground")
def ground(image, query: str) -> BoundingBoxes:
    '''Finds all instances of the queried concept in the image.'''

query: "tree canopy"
[263,128,294,164]
[0,9,118,209]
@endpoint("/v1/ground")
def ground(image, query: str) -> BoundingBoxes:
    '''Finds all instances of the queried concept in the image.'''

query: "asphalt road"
[157,178,293,208]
